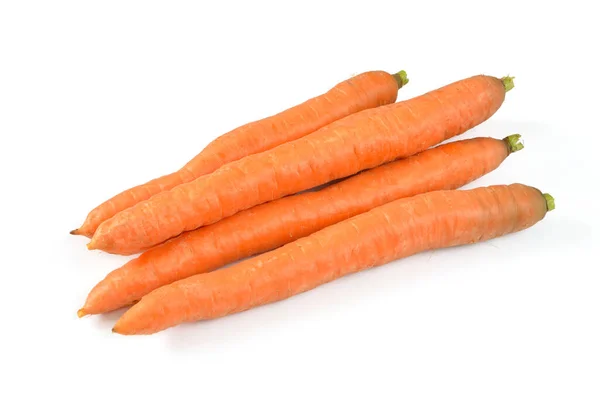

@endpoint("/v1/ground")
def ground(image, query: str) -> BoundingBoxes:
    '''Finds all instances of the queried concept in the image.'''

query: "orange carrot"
[89,74,514,255]
[113,184,554,335]
[79,135,523,316]
[71,70,407,238]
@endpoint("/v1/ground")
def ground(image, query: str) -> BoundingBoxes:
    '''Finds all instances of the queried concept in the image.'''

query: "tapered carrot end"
[543,193,555,211]
[86,240,97,250]
[77,308,88,318]
[503,134,524,153]
[393,70,409,88]
[112,324,126,335]
[501,76,515,92]
[71,227,94,238]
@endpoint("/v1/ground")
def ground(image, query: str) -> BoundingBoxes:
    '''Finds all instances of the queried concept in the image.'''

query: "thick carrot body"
[72,70,406,237]
[113,184,553,335]
[90,75,513,255]
[80,136,522,316]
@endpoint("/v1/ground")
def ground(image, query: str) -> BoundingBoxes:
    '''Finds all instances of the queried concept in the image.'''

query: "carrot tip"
[543,193,555,211]
[86,241,96,250]
[70,229,80,235]
[77,308,88,318]
[501,76,515,92]
[504,134,524,153]
[393,70,409,88]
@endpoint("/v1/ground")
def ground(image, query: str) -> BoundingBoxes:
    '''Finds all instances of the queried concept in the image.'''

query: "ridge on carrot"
[88,74,515,255]
[112,183,553,335]
[71,69,408,238]
[78,135,523,316]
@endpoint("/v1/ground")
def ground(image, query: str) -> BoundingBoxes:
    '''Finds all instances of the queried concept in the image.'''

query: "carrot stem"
[503,134,524,153]
[543,193,555,211]
[501,75,515,92]
[393,70,409,88]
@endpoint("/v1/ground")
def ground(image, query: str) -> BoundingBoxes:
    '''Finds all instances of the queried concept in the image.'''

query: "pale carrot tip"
[393,70,409,88]
[86,241,96,250]
[504,134,524,153]
[501,75,515,92]
[77,308,88,318]
[543,193,555,211]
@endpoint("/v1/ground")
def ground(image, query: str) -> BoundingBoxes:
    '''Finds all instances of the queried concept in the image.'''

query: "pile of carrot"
[72,68,554,335]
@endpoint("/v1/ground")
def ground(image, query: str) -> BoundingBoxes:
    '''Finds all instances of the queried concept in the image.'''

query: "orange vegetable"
[89,74,514,255]
[113,184,554,335]
[79,135,523,316]
[71,69,408,237]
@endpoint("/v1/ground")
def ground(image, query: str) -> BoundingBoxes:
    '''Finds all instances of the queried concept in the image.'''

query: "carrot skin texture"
[73,70,403,237]
[81,136,519,315]
[113,184,551,335]
[90,75,509,255]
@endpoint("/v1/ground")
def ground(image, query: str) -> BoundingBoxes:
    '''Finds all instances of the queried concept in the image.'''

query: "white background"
[1,1,598,400]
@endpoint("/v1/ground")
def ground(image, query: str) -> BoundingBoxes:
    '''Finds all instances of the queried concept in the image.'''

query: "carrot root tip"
[70,229,80,235]
[393,70,409,88]
[504,134,524,153]
[543,193,555,211]
[77,308,88,318]
[501,75,515,92]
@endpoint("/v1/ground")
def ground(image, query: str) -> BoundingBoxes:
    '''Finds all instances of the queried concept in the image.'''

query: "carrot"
[89,74,514,255]
[71,69,408,238]
[112,184,554,335]
[79,135,524,316]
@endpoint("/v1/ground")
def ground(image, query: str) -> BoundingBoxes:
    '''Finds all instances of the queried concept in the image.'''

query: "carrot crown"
[543,194,555,211]
[393,70,409,88]
[503,134,524,153]
[501,76,515,92]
